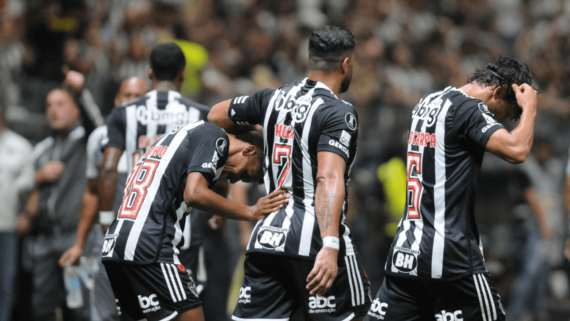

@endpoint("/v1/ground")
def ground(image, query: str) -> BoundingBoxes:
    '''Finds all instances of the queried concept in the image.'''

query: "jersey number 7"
[118,160,160,220]
[407,152,423,220]
[273,143,292,189]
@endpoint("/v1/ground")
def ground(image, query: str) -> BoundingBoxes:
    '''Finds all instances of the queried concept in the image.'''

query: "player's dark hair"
[467,56,534,121]
[149,42,186,81]
[308,26,356,73]
[235,131,264,156]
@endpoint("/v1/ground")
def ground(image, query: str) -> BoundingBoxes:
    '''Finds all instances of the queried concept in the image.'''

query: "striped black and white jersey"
[86,126,128,212]
[102,121,229,264]
[385,87,505,280]
[228,78,359,259]
[103,90,209,171]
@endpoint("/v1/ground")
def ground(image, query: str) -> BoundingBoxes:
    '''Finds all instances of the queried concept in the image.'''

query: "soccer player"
[98,42,210,230]
[208,25,371,321]
[58,76,149,321]
[364,57,538,321]
[102,120,289,321]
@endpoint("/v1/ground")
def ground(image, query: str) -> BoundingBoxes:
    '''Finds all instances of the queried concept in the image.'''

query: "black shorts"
[365,273,506,321]
[233,252,371,321]
[103,261,201,321]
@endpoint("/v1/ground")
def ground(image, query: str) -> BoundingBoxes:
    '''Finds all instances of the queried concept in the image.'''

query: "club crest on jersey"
[391,247,420,275]
[345,113,357,130]
[257,226,288,250]
[412,98,444,127]
[216,138,227,156]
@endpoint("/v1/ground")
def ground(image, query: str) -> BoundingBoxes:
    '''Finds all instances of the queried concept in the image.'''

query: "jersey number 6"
[407,152,423,220]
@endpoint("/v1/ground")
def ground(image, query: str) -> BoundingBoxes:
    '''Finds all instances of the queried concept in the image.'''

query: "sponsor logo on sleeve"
[345,113,357,130]
[339,130,351,147]
[367,299,388,320]
[478,102,500,133]
[308,295,336,314]
[187,277,199,297]
[329,140,350,157]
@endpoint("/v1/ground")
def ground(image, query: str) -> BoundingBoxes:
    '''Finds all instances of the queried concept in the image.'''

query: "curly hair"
[467,57,534,121]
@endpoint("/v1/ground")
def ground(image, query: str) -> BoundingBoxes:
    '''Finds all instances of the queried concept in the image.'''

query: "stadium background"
[1,0,570,320]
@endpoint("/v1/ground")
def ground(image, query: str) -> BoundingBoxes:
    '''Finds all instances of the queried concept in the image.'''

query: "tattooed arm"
[306,151,346,296]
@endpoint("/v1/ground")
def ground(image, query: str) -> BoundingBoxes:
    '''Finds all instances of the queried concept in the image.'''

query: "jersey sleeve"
[316,103,358,163]
[86,127,105,179]
[102,108,126,151]
[227,88,277,126]
[455,101,504,149]
[187,125,229,183]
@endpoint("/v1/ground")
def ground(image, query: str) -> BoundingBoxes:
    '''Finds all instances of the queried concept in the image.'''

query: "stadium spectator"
[19,87,91,321]
[0,105,34,321]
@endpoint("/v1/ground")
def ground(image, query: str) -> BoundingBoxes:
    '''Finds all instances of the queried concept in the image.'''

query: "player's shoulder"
[87,126,107,145]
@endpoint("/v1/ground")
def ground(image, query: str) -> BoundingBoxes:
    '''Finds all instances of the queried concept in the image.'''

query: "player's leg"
[364,275,432,321]
[292,254,371,321]
[232,253,296,320]
[173,306,205,321]
[436,272,506,321]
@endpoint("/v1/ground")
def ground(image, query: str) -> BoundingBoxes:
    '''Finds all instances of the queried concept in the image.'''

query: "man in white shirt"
[0,105,34,321]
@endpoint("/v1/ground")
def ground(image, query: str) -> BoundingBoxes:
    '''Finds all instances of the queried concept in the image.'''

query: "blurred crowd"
[1,0,570,320]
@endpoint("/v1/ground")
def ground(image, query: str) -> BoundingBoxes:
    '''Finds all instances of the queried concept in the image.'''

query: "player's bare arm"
[486,84,538,164]
[184,172,289,222]
[98,147,122,231]
[306,151,346,296]
[59,179,99,267]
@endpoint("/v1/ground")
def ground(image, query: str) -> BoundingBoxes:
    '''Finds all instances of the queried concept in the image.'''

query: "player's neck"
[459,83,492,102]
[152,81,179,92]
[306,71,342,94]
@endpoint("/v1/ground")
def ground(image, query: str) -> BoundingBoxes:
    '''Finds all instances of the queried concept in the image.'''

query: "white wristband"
[99,211,115,225]
[322,236,340,250]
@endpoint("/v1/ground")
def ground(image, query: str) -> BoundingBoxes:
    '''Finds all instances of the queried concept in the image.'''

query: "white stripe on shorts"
[345,256,357,306]
[170,264,187,300]
[480,274,497,320]
[350,255,365,305]
[160,263,177,302]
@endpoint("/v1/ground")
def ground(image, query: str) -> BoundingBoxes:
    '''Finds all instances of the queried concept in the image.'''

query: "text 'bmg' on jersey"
[104,90,209,171]
[385,87,504,280]
[229,78,359,259]
[102,121,229,265]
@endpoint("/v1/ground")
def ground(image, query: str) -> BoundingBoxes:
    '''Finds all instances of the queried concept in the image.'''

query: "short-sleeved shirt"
[228,78,359,259]
[103,90,209,172]
[102,121,229,265]
[385,86,505,280]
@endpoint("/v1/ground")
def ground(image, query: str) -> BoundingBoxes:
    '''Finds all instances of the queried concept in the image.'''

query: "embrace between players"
[69,25,538,321]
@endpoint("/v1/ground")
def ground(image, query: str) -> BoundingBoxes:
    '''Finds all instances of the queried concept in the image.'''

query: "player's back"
[229,78,359,259]
[385,86,505,280]
[104,90,210,171]
[102,121,229,265]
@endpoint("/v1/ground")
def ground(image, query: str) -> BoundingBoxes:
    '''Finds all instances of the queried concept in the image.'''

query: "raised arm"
[486,84,538,164]
[184,172,288,221]
[306,151,346,296]
[209,99,258,134]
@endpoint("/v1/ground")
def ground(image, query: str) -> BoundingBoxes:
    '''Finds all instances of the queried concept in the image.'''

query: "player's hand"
[306,247,338,296]
[540,224,553,239]
[37,161,65,183]
[208,215,227,230]
[59,244,83,268]
[512,84,538,112]
[247,189,290,221]
[15,215,32,235]
[62,66,85,93]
